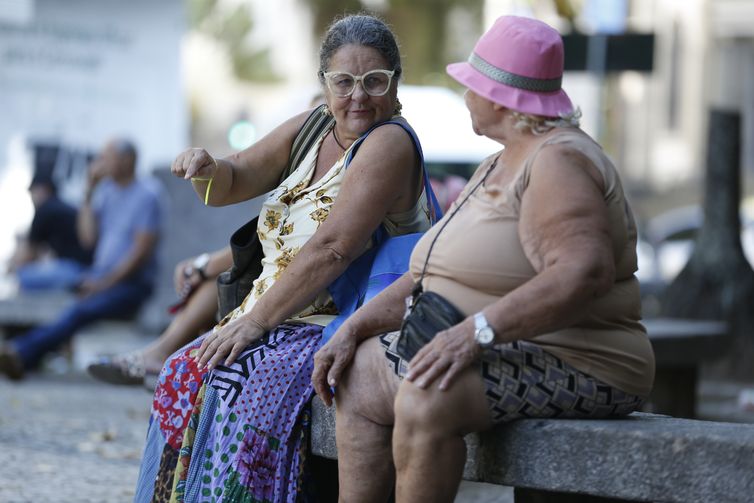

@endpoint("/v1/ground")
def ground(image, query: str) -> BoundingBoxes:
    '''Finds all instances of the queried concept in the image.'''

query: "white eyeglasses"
[322,69,395,98]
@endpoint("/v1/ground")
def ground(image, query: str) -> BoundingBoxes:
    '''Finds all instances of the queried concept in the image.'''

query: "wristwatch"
[473,311,496,349]
[191,253,211,280]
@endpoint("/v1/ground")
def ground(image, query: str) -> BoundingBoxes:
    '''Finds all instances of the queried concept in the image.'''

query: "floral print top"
[220,125,431,328]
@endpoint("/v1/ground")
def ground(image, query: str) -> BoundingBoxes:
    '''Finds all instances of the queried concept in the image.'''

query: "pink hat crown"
[447,15,573,117]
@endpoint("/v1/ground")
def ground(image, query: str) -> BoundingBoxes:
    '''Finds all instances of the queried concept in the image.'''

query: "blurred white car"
[399,85,500,210]
[635,200,754,290]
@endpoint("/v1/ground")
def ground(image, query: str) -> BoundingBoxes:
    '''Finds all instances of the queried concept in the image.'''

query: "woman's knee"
[393,380,449,435]
[393,370,492,437]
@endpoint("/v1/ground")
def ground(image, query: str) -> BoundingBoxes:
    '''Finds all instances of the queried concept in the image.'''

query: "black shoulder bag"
[216,105,335,319]
[396,156,500,361]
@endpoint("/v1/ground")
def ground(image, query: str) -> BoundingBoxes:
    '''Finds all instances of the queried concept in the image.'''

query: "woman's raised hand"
[171,148,218,180]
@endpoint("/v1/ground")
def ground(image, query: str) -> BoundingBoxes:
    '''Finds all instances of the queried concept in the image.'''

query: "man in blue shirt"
[0,139,162,380]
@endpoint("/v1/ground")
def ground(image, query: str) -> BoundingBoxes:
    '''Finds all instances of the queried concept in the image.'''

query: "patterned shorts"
[379,332,644,425]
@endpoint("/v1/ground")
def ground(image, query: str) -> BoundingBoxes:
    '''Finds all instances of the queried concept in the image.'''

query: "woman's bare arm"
[173,110,313,206]
[484,143,615,342]
[246,123,420,329]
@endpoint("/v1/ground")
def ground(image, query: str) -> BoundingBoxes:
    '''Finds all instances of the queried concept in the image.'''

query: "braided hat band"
[468,52,562,93]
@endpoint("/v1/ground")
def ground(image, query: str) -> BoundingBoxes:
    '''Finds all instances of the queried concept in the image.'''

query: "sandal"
[0,344,25,381]
[87,352,147,386]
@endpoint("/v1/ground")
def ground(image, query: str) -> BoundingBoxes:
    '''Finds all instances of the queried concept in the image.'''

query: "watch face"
[477,327,495,345]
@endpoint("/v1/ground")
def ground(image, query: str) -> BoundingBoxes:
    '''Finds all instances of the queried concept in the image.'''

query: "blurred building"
[0,0,187,262]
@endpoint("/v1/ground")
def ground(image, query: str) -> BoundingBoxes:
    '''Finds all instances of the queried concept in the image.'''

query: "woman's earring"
[393,98,403,115]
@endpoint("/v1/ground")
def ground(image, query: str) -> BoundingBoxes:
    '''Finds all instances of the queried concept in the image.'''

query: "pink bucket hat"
[447,15,573,117]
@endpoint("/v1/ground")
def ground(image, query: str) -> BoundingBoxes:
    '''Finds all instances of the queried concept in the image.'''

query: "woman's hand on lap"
[405,317,481,391]
[195,315,266,370]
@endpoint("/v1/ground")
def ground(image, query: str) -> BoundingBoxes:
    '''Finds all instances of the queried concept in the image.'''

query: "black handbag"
[396,290,465,361]
[216,105,335,319]
[216,217,264,319]
[396,156,500,361]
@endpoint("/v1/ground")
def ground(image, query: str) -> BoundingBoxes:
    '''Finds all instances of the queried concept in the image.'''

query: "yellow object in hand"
[190,176,214,205]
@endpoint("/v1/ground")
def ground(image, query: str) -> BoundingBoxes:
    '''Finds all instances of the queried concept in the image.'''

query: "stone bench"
[310,400,754,502]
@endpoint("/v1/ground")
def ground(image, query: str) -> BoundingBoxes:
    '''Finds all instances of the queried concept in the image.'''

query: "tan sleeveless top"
[224,122,431,328]
[409,130,655,397]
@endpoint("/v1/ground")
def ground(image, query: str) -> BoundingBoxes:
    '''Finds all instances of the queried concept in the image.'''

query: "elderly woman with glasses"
[133,14,438,503]
[312,15,655,502]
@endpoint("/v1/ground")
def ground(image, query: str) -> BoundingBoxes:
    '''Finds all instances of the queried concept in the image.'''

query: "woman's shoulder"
[535,128,603,158]
[353,117,419,157]
[526,129,616,196]
[284,106,327,134]
[362,116,415,140]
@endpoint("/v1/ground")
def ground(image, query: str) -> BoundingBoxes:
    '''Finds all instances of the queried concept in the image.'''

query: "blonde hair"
[511,108,582,135]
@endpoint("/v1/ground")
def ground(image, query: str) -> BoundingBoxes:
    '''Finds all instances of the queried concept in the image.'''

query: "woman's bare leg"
[335,337,400,503]
[139,280,218,371]
[393,367,493,503]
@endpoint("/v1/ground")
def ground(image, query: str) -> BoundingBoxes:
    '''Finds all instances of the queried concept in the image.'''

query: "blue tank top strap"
[344,118,443,225]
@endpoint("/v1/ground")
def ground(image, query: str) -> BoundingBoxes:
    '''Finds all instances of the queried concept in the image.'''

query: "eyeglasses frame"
[321,69,396,98]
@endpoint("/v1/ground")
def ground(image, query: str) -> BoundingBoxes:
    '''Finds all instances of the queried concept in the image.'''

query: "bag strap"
[413,154,500,297]
[344,117,443,228]
[280,104,335,182]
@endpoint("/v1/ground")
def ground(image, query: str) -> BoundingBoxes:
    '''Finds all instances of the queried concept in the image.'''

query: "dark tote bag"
[216,105,334,319]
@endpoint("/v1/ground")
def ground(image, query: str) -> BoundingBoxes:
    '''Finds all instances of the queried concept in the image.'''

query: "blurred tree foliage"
[308,0,364,36]
[304,0,483,85]
[187,0,279,82]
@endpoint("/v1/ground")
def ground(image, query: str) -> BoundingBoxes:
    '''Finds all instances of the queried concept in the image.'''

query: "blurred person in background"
[0,139,162,380]
[312,15,655,502]
[134,13,437,502]
[7,173,93,290]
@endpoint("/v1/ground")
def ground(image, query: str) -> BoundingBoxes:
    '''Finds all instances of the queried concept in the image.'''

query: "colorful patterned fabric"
[379,332,644,424]
[178,323,321,503]
[134,337,209,503]
[135,324,322,503]
[152,338,208,450]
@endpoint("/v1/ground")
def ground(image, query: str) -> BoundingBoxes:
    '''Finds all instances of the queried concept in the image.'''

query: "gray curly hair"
[318,14,402,83]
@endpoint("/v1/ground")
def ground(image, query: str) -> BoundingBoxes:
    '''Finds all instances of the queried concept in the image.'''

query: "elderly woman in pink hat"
[312,15,655,502]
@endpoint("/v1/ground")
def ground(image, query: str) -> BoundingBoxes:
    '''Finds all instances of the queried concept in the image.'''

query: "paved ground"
[0,373,150,503]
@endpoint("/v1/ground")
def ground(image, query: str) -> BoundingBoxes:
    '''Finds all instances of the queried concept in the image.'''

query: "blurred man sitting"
[7,174,93,290]
[0,139,162,380]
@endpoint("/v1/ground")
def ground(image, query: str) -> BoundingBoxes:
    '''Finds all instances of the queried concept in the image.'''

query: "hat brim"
[447,61,573,118]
